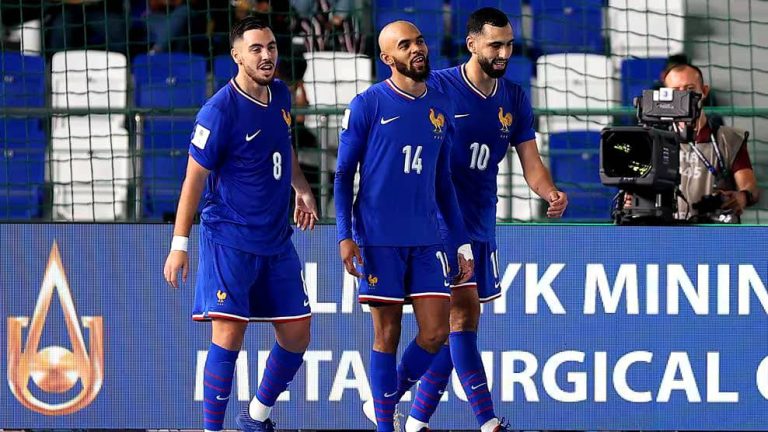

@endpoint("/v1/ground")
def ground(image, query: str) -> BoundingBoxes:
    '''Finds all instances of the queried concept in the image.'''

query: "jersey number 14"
[402,145,423,174]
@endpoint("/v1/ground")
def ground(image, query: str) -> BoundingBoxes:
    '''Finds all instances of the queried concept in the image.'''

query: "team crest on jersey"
[428,108,445,135]
[216,290,227,305]
[367,274,378,287]
[498,107,513,133]
[282,109,292,127]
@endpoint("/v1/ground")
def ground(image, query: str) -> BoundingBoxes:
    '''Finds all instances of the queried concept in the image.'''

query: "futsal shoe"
[235,408,276,432]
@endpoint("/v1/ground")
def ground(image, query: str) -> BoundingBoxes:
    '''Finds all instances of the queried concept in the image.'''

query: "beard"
[244,62,275,86]
[393,56,430,82]
[478,55,508,79]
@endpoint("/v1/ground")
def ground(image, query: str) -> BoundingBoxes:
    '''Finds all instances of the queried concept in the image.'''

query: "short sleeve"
[189,104,229,170]
[509,88,536,147]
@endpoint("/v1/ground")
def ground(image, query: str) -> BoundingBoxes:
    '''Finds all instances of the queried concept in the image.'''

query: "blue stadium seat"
[530,0,605,54]
[0,119,46,219]
[0,52,45,107]
[450,0,523,44]
[621,57,667,106]
[213,54,237,91]
[548,131,614,220]
[504,56,532,97]
[132,53,207,108]
[374,0,445,81]
[141,117,193,220]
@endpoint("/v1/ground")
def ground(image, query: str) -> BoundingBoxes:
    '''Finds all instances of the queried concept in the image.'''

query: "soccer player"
[403,8,568,432]
[162,17,318,432]
[335,21,474,432]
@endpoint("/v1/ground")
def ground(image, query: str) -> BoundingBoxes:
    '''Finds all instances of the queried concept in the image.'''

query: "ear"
[379,52,393,66]
[466,35,475,54]
[701,84,711,100]
[231,47,241,65]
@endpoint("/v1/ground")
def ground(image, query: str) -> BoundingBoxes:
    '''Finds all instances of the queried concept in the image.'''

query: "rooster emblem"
[216,290,227,305]
[367,274,378,286]
[282,108,292,127]
[429,108,445,134]
[498,107,513,132]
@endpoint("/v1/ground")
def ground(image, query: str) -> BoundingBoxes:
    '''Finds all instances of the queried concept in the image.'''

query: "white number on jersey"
[273,151,282,179]
[402,145,423,174]
[469,142,490,170]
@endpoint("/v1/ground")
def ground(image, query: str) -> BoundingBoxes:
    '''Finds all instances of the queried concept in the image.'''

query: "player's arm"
[435,120,473,284]
[163,106,226,288]
[512,91,567,218]
[334,95,368,277]
[290,146,319,230]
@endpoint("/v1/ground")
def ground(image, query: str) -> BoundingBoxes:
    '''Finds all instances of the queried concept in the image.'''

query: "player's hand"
[164,250,189,289]
[719,190,747,216]
[453,244,474,284]
[339,239,363,278]
[546,190,568,218]
[294,189,319,231]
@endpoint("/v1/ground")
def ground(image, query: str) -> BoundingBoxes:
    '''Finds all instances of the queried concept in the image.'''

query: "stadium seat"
[450,0,524,44]
[141,116,193,220]
[213,54,237,91]
[504,56,533,97]
[0,119,46,219]
[302,52,373,130]
[374,0,444,81]
[620,57,667,106]
[132,53,207,108]
[51,50,128,127]
[548,131,614,220]
[0,51,45,107]
[536,53,618,132]
[6,19,42,56]
[607,0,685,58]
[50,116,130,221]
[530,0,605,54]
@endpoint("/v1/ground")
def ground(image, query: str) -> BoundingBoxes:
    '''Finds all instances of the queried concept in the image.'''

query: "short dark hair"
[230,16,271,47]
[467,7,510,35]
[662,62,705,87]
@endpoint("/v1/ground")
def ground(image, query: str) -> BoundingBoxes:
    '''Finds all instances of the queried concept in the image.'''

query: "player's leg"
[237,243,311,431]
[451,242,506,432]
[193,236,258,432]
[360,246,408,432]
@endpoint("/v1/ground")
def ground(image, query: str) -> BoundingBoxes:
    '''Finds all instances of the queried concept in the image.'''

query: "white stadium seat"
[607,0,685,58]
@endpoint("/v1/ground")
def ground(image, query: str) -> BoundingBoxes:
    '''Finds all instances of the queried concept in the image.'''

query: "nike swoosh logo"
[380,116,400,125]
[245,130,261,141]
[303,299,310,307]
[454,114,471,118]
[383,391,398,398]
[216,394,230,400]
[471,383,487,390]
[437,390,445,395]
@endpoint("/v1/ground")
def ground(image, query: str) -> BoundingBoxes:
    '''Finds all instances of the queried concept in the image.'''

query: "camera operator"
[663,63,759,222]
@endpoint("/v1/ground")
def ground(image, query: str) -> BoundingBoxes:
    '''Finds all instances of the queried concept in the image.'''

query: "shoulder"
[428,67,457,86]
[202,85,235,117]
[270,79,292,104]
[499,77,529,102]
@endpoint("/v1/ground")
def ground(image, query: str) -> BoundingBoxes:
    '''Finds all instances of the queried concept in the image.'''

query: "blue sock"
[395,338,438,400]
[256,342,305,407]
[370,350,398,432]
[409,344,452,422]
[450,331,496,426]
[203,343,239,431]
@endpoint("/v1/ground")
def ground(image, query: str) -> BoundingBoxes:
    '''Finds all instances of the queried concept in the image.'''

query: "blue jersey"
[429,64,536,242]
[189,79,294,255]
[335,79,468,247]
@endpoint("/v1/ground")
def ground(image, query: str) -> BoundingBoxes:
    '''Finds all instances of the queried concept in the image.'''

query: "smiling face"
[379,21,430,82]
[231,27,278,86]
[468,22,514,79]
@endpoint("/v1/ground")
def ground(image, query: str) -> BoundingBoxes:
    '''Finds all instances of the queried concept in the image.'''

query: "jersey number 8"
[273,152,282,179]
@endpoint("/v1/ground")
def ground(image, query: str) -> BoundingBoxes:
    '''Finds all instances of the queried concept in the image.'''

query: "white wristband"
[457,243,474,261]
[171,235,189,252]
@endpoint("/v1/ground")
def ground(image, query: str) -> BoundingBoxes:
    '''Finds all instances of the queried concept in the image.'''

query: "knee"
[418,323,449,352]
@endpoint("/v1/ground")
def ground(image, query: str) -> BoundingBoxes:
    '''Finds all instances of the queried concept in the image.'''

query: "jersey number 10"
[469,142,490,171]
[402,145,423,174]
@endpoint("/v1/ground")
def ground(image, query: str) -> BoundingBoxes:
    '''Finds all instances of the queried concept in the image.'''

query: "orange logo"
[282,109,292,127]
[367,274,379,286]
[216,290,227,305]
[7,242,104,415]
[429,108,445,134]
[498,107,513,133]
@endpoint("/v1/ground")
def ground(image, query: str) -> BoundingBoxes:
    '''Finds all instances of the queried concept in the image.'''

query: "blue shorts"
[192,235,311,322]
[450,240,502,303]
[358,245,451,304]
